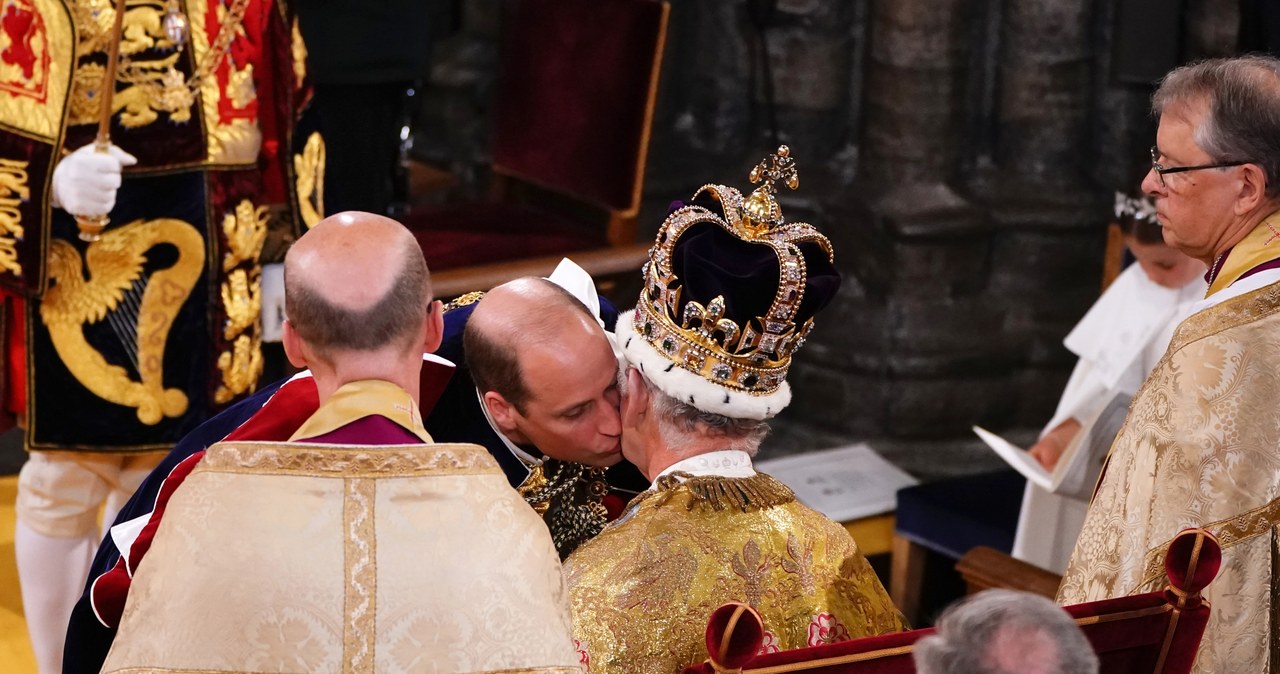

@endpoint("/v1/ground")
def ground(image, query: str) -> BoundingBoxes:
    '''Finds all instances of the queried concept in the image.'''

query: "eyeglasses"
[1150,146,1247,187]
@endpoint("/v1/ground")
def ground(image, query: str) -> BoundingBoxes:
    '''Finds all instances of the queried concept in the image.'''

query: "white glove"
[51,143,138,216]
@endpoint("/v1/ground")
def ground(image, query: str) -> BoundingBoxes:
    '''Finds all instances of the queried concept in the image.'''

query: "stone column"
[994,0,1092,184]
[859,0,974,197]
[984,0,1104,427]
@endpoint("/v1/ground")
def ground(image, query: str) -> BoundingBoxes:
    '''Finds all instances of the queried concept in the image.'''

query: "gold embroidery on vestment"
[290,17,306,88]
[0,158,30,275]
[215,198,267,402]
[199,441,503,477]
[214,332,261,403]
[0,0,73,141]
[1138,496,1280,588]
[220,268,258,339]
[225,61,253,109]
[188,0,260,163]
[221,198,268,270]
[650,471,796,512]
[39,218,204,424]
[443,291,484,313]
[68,0,192,129]
[343,476,376,673]
[293,132,324,228]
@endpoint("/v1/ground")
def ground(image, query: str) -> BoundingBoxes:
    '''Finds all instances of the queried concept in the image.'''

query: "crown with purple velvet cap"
[616,146,840,420]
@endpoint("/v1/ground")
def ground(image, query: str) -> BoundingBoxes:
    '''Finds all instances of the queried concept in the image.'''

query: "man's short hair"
[285,244,430,357]
[463,279,595,413]
[913,590,1098,674]
[1153,54,1280,197]
[632,368,770,454]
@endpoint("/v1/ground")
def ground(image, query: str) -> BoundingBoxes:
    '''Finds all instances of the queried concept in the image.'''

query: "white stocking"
[15,520,96,674]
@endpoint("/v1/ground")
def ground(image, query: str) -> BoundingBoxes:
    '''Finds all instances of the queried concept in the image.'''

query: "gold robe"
[101,435,581,673]
[565,469,905,674]
[1059,278,1280,672]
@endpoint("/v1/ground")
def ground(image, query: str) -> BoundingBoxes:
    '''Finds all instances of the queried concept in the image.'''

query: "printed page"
[757,444,919,521]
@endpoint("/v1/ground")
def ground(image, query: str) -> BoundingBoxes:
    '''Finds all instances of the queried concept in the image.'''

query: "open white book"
[757,443,918,522]
[973,394,1130,502]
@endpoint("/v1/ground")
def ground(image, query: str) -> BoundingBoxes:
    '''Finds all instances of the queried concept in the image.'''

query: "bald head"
[465,277,599,411]
[285,211,431,359]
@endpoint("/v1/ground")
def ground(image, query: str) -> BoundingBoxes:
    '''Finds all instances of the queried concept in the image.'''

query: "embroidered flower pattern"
[757,629,781,655]
[575,639,590,668]
[807,612,851,646]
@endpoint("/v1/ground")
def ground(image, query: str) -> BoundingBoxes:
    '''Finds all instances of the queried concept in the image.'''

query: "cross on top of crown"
[741,146,800,231]
[749,145,799,195]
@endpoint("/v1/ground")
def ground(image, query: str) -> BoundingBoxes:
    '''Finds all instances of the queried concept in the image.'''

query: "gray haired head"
[1152,54,1280,197]
[912,590,1098,674]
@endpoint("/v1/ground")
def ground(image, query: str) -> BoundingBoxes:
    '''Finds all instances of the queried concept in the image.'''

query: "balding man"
[1059,55,1280,672]
[90,212,580,674]
[64,255,641,671]
[426,276,644,558]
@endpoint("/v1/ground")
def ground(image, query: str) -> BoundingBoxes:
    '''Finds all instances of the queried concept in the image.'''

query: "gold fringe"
[444,291,485,313]
[653,472,795,513]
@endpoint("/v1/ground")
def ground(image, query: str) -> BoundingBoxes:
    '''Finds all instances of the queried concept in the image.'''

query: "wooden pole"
[76,0,129,241]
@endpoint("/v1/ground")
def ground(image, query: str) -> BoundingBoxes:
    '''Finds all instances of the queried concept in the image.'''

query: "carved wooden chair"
[684,529,1220,674]
[402,0,669,298]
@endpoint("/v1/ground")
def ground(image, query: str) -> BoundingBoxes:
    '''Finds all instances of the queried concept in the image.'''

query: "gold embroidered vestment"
[565,472,905,674]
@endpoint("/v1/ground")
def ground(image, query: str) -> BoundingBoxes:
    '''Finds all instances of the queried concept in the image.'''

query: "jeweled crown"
[633,146,837,400]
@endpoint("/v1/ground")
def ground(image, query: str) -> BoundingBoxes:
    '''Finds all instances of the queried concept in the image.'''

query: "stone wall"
[414,0,1239,452]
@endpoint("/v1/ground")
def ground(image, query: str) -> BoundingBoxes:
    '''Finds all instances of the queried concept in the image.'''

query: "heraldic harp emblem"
[40,218,205,425]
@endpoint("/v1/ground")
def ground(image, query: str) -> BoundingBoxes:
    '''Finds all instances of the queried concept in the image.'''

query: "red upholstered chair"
[404,0,669,296]
[684,529,1221,674]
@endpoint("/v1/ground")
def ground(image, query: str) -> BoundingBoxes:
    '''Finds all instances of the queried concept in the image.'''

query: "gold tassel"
[654,472,795,512]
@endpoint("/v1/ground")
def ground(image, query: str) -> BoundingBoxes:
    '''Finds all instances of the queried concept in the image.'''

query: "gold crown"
[633,146,834,397]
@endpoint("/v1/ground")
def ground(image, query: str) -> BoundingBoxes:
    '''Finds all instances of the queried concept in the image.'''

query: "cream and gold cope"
[1060,271,1280,672]
[566,473,906,674]
[104,440,581,674]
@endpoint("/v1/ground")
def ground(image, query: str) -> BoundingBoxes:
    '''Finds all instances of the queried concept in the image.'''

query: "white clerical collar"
[653,449,757,482]
[475,387,542,475]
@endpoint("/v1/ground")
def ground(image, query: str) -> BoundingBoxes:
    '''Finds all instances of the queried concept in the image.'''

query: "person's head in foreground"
[465,276,623,466]
[1143,55,1280,265]
[613,145,841,478]
[913,590,1099,674]
[1113,192,1205,288]
[282,210,442,402]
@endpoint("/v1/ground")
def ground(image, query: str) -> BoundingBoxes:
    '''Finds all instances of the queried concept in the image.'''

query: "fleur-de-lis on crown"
[681,295,740,348]
[743,145,799,231]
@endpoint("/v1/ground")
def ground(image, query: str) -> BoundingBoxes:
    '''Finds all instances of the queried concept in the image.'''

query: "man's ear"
[422,300,444,354]
[621,367,649,429]
[281,319,308,368]
[482,390,519,434]
[1235,164,1269,215]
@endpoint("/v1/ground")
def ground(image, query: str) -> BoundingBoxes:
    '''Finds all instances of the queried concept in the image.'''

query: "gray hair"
[1152,54,1280,197]
[623,367,770,454]
[912,590,1098,674]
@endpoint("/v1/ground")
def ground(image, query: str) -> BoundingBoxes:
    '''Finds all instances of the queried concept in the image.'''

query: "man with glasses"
[1059,55,1280,672]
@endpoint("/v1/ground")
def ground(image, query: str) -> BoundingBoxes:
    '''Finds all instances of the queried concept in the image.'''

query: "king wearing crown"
[564,147,906,674]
